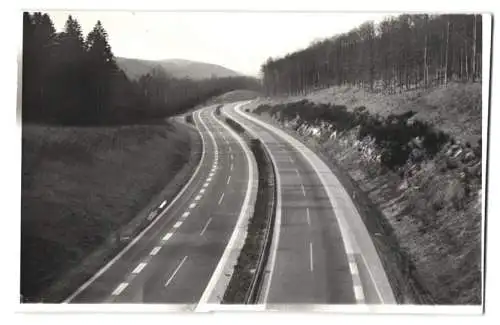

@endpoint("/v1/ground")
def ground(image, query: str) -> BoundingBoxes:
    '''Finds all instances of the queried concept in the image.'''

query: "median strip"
[221,117,277,304]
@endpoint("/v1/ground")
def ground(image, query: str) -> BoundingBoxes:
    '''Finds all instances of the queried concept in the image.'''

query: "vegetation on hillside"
[261,14,482,95]
[22,12,261,125]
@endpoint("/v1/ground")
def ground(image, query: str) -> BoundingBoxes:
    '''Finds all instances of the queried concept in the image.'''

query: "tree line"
[22,12,260,125]
[261,14,482,96]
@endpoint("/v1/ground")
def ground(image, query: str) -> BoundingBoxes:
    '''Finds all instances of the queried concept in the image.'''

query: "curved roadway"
[64,106,257,308]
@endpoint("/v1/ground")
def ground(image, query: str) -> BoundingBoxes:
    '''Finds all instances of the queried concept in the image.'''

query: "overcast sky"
[47,11,393,76]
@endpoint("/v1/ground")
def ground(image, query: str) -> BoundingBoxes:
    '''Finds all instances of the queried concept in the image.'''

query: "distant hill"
[116,57,242,80]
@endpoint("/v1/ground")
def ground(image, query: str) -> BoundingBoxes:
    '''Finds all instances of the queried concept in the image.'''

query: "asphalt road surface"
[224,102,396,307]
[64,106,256,306]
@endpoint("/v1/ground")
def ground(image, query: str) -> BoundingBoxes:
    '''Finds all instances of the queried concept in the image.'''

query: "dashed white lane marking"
[207,177,212,182]
[209,172,215,177]
[230,164,233,171]
[189,203,197,209]
[230,154,234,160]
[218,193,225,205]
[162,233,173,242]
[132,262,147,274]
[349,262,359,275]
[295,169,300,177]
[301,184,306,196]
[200,188,206,194]
[173,221,183,229]
[111,282,128,296]
[227,175,231,185]
[354,286,365,301]
[229,147,232,153]
[203,182,209,188]
[200,218,212,236]
[159,200,167,209]
[306,208,311,226]
[150,246,161,256]
[288,156,294,163]
[309,242,314,272]
[195,195,202,201]
[165,256,188,287]
[182,211,190,218]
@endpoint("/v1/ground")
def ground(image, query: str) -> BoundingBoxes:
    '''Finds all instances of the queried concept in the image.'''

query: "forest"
[261,14,482,95]
[22,12,260,125]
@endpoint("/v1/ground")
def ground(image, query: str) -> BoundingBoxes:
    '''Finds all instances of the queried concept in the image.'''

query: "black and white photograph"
[10,1,493,319]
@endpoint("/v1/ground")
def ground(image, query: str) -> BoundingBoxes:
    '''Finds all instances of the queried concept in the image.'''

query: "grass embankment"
[251,82,482,305]
[21,121,201,302]
[220,117,276,304]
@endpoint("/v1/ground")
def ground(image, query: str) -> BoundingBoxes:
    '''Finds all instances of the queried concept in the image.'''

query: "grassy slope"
[21,121,199,301]
[252,82,483,304]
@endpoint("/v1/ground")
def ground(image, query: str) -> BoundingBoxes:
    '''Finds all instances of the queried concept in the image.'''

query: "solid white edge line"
[165,256,188,287]
[195,106,256,310]
[63,109,208,303]
[226,101,282,304]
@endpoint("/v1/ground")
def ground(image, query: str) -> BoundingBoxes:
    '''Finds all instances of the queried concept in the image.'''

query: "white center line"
[189,203,197,209]
[132,262,147,274]
[165,256,188,287]
[227,175,231,185]
[309,242,314,272]
[200,218,212,236]
[195,195,202,201]
[306,208,311,225]
[301,184,306,196]
[150,246,162,256]
[159,200,167,209]
[173,221,182,228]
[162,233,173,242]
[182,211,190,218]
[218,193,225,205]
[111,282,129,296]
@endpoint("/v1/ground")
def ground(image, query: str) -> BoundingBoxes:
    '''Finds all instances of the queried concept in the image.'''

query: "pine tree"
[84,20,118,123]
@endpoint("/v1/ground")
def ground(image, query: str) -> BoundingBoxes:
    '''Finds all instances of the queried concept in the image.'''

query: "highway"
[224,102,396,307]
[64,105,257,306]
